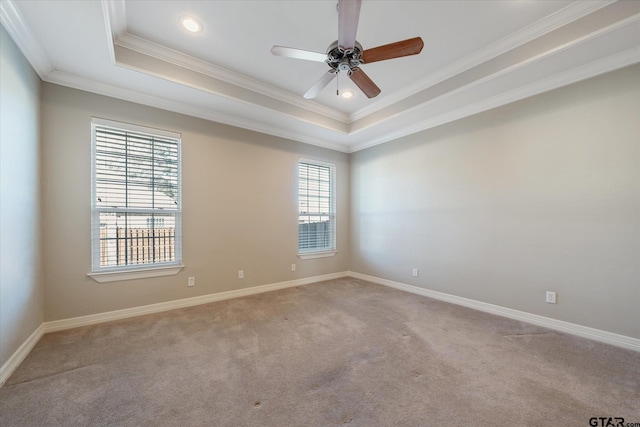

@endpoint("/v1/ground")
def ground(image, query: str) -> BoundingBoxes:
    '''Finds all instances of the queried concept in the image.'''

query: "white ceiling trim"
[0,0,52,77]
[102,0,126,38]
[2,0,638,155]
[113,33,350,125]
[350,0,615,122]
[105,0,616,128]
[0,0,351,152]
[105,0,639,144]
[349,46,640,153]
[104,0,349,124]
[348,7,640,135]
[45,68,352,153]
[112,44,350,135]
[100,0,120,64]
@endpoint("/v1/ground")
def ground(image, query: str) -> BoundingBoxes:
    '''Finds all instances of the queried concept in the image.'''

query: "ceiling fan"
[270,0,424,99]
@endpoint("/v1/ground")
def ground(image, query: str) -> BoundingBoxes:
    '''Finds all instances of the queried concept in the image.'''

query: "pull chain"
[336,71,340,96]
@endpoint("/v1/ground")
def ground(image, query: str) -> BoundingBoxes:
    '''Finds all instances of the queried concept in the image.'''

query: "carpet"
[1,278,638,426]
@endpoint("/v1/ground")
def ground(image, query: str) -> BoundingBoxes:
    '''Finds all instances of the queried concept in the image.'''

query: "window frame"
[297,158,337,259]
[88,118,184,283]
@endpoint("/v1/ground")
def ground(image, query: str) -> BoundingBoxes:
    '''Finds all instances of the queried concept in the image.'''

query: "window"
[298,159,336,257]
[90,118,182,281]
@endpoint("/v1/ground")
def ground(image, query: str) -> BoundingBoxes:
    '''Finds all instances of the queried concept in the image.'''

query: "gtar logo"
[589,418,624,427]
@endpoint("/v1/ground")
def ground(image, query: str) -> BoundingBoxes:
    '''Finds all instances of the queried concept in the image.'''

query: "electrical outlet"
[412,268,419,277]
[291,264,296,272]
[238,270,244,279]
[546,291,557,304]
[188,277,195,287]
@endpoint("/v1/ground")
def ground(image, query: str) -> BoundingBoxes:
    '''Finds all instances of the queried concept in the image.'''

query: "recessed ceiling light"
[341,90,353,99]
[181,16,202,33]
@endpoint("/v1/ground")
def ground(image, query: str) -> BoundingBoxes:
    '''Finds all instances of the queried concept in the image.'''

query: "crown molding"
[0,0,351,152]
[100,0,125,64]
[105,0,617,128]
[112,33,348,125]
[103,0,126,38]
[348,46,639,153]
[350,0,615,122]
[104,0,350,126]
[112,43,349,135]
[0,0,53,77]
[4,0,637,155]
[348,8,640,137]
[44,69,351,153]
[96,0,640,152]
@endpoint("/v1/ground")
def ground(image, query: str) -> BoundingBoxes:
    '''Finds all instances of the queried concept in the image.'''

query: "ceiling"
[2,0,639,152]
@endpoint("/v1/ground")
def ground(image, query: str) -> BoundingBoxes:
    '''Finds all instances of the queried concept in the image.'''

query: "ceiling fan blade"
[270,46,327,62]
[338,0,362,50]
[349,68,381,98]
[362,37,424,64]
[304,71,337,99]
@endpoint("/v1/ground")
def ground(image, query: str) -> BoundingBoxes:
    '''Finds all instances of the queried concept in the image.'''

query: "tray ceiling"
[2,0,639,152]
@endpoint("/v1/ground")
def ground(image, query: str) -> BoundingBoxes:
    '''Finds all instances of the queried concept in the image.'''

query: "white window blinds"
[298,159,336,253]
[91,118,182,272]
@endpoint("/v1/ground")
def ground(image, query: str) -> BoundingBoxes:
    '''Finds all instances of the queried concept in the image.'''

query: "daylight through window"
[298,159,336,254]
[91,118,182,272]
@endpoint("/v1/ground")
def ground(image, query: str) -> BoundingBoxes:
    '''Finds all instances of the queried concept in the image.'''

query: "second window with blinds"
[298,159,336,258]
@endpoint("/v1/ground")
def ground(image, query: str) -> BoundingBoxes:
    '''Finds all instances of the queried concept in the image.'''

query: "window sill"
[88,265,184,283]
[297,251,337,260]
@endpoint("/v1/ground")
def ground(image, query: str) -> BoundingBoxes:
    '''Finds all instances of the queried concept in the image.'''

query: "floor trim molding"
[3,269,637,388]
[43,271,349,333]
[0,272,348,388]
[0,324,45,387]
[348,271,640,352]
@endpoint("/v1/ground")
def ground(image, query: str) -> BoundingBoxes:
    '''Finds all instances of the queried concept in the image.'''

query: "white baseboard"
[348,271,640,352]
[1,272,347,387]
[3,269,637,388]
[0,324,45,387]
[43,271,349,333]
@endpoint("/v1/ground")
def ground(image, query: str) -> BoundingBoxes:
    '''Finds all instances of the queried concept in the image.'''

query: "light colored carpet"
[1,278,638,426]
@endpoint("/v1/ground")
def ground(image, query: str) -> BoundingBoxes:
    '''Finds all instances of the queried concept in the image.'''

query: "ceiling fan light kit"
[271,0,424,100]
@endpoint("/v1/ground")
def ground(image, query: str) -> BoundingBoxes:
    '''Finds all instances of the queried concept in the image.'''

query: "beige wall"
[350,65,640,339]
[40,83,349,321]
[4,35,638,358]
[0,26,44,368]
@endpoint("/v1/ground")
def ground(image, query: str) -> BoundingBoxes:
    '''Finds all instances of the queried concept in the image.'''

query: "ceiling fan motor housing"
[326,40,364,75]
